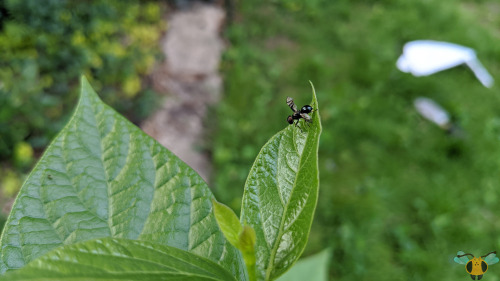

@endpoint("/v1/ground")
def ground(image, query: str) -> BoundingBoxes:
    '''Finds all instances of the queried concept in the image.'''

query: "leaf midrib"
[264,127,314,281]
[85,96,115,235]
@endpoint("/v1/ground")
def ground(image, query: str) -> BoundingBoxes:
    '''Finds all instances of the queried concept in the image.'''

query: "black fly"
[286,96,313,130]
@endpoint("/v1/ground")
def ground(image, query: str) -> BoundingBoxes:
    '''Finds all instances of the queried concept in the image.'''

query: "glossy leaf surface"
[0,77,246,280]
[240,83,322,280]
[0,238,236,281]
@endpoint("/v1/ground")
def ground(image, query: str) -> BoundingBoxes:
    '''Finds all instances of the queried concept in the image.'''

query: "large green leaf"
[275,249,331,281]
[0,77,246,280]
[240,83,322,280]
[0,237,236,281]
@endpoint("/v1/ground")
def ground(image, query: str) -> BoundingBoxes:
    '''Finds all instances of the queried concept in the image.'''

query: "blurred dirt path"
[141,4,225,182]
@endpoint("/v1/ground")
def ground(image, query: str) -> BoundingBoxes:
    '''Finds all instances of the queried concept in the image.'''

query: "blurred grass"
[213,0,500,280]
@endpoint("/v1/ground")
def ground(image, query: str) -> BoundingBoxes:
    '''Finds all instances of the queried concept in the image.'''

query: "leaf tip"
[308,81,317,106]
[308,81,322,132]
[79,75,101,103]
[80,75,90,85]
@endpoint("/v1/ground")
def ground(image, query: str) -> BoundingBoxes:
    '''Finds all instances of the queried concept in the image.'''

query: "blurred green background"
[2,0,500,280]
[0,0,165,226]
[213,0,500,280]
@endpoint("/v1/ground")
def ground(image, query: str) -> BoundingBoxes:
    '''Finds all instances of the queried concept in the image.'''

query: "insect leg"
[294,120,303,133]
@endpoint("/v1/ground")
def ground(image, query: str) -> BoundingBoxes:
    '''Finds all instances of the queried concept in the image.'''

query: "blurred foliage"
[214,0,500,280]
[0,0,165,210]
[12,141,33,169]
[1,169,21,198]
[0,0,165,163]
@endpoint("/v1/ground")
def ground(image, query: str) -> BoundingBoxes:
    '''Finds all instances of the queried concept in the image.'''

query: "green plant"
[0,77,322,280]
[0,0,164,163]
[216,1,500,280]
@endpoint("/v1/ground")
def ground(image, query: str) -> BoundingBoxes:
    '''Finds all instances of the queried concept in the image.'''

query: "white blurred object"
[397,40,494,88]
[414,97,450,128]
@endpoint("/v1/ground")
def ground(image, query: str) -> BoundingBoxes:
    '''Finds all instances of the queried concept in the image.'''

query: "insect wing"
[286,96,298,112]
[300,112,311,122]
[454,251,470,264]
[484,253,499,265]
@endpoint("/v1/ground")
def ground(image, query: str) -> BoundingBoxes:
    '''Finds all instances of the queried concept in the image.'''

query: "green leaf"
[213,200,243,247]
[240,82,322,281]
[0,76,246,280]
[239,225,257,281]
[238,225,256,256]
[275,249,331,281]
[0,237,237,281]
[213,200,257,281]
